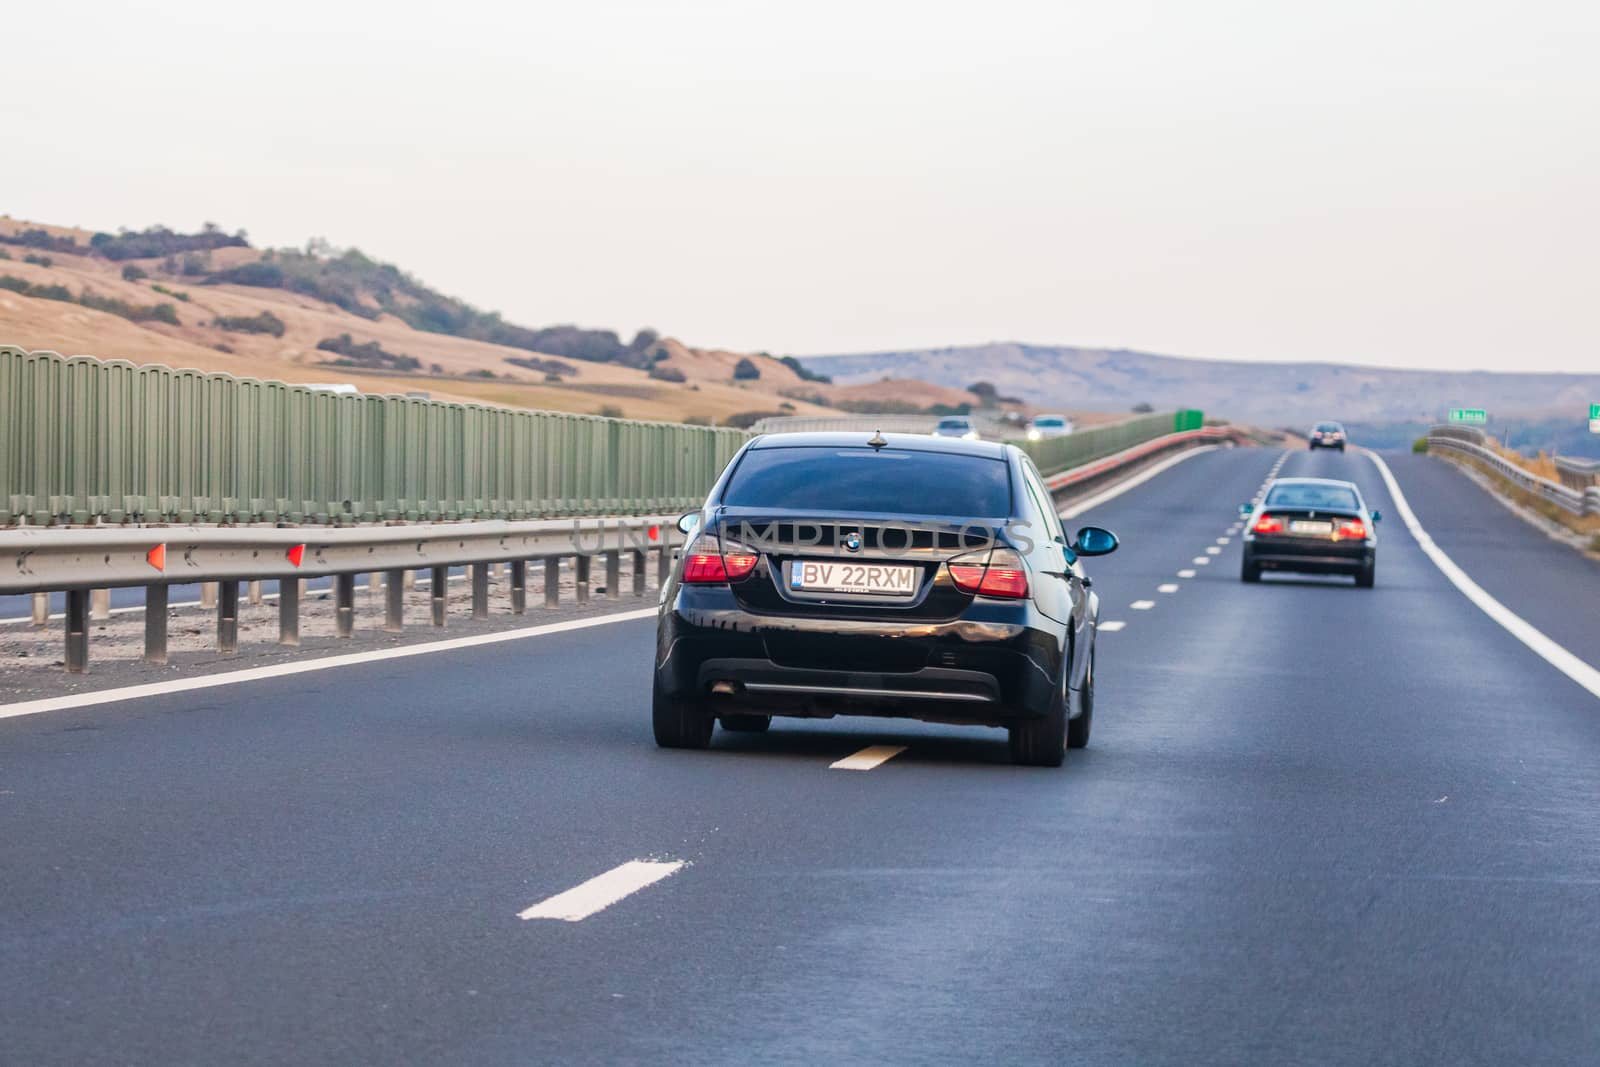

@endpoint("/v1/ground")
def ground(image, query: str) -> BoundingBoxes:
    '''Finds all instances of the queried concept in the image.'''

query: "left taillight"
[946,547,1029,599]
[680,533,759,584]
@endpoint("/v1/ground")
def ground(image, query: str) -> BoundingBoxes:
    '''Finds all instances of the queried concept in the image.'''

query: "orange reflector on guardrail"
[147,544,166,571]
[287,544,305,567]
[649,525,660,542]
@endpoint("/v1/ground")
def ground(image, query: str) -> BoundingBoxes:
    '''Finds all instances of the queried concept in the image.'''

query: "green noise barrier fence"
[0,346,749,526]
[1019,410,1203,475]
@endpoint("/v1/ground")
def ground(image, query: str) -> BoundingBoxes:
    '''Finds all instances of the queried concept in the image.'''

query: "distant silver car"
[1027,414,1074,441]
[932,417,979,440]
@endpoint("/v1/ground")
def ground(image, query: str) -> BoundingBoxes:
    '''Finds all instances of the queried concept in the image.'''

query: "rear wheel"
[719,713,771,733]
[1009,659,1068,767]
[1067,648,1094,749]
[653,679,714,749]
[1355,559,1376,588]
[1241,550,1262,583]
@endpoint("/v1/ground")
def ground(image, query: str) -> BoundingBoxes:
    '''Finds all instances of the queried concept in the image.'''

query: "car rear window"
[1034,417,1065,428]
[722,447,1012,517]
[1265,484,1360,510]
[936,419,969,430]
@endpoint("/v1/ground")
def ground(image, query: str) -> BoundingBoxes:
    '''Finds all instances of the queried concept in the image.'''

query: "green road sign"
[1590,403,1600,433]
[1449,408,1488,424]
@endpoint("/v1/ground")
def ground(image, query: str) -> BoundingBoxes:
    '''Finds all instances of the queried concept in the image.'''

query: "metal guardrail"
[1,515,683,671]
[1,346,748,526]
[1425,427,1600,517]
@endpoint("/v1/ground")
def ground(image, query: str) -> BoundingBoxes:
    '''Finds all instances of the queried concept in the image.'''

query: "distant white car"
[932,416,980,441]
[1026,414,1074,441]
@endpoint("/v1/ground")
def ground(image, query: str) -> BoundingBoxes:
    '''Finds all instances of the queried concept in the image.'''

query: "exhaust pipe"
[710,680,740,696]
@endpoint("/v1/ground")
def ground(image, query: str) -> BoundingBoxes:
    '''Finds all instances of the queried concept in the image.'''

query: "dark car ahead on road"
[1308,421,1348,451]
[1240,476,1380,587]
[653,432,1119,766]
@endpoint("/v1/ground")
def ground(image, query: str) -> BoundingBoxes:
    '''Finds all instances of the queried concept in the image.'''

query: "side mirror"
[676,511,702,536]
[1238,503,1253,517]
[1071,525,1119,557]
[1370,509,1382,523]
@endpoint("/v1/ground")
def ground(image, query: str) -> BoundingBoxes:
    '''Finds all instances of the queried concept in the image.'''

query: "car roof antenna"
[867,429,888,449]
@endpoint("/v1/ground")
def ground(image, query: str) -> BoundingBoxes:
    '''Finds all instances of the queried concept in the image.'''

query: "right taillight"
[1253,514,1284,534]
[947,547,1029,599]
[681,533,759,584]
[1336,518,1367,540]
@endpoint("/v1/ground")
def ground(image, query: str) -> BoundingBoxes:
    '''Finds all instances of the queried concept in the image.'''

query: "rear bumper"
[655,588,1064,725]
[1246,538,1372,573]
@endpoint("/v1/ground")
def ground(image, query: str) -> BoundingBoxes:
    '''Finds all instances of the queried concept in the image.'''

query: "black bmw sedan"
[652,432,1119,767]
[1240,476,1380,587]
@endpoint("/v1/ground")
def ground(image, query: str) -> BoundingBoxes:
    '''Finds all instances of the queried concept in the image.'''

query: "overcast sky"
[6,0,1596,372]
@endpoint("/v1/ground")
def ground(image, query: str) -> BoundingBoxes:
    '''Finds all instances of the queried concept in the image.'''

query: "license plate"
[791,560,917,595]
[1290,520,1333,535]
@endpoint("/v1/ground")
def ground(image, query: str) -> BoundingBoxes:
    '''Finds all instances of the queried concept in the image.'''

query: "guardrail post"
[631,549,646,596]
[368,572,382,596]
[144,584,168,664]
[248,580,263,606]
[217,580,239,653]
[657,545,671,588]
[471,563,490,619]
[576,555,591,603]
[384,569,405,632]
[201,582,217,610]
[91,588,111,621]
[544,557,561,608]
[335,574,355,638]
[32,593,48,628]
[279,579,300,646]
[604,549,620,600]
[430,565,447,627]
[511,560,527,614]
[65,589,89,673]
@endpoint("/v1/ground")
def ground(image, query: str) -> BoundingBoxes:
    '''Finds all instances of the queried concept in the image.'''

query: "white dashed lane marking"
[1216,537,1230,545]
[1177,569,1196,578]
[1193,557,1211,566]
[1131,600,1156,610]
[830,745,908,771]
[1157,584,1179,594]
[519,860,686,922]
[1205,546,1222,555]
[1099,620,1127,632]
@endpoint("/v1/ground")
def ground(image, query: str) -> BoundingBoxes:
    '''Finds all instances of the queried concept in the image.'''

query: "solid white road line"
[1157,584,1179,594]
[1177,569,1196,578]
[1366,452,1600,701]
[0,607,659,721]
[1099,620,1127,632]
[518,860,686,922]
[1131,600,1156,610]
[1058,446,1220,520]
[830,744,908,771]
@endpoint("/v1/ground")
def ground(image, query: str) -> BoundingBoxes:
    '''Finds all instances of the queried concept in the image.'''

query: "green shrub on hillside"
[23,254,52,267]
[733,357,761,380]
[315,333,420,371]
[121,264,148,281]
[1412,437,1429,453]
[214,310,286,337]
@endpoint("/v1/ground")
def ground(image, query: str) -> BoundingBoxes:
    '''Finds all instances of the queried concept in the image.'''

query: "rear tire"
[1241,550,1262,583]
[1067,648,1094,749]
[719,713,771,733]
[1355,559,1376,588]
[1009,661,1068,767]
[653,679,714,749]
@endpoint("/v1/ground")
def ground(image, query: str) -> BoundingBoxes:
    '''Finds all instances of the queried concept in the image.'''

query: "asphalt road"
[2,446,1598,1065]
